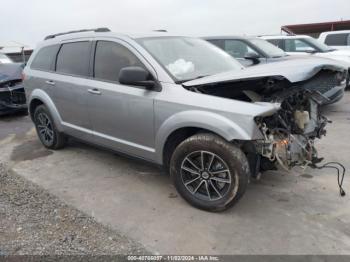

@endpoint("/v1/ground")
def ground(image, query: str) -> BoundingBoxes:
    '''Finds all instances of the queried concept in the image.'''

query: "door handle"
[45,80,56,86]
[88,88,101,95]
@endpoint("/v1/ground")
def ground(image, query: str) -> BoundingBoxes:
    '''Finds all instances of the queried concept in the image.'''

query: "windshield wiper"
[193,75,209,80]
[177,75,210,84]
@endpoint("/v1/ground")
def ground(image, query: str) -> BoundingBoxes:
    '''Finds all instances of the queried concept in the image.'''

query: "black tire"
[170,133,250,212]
[33,105,66,149]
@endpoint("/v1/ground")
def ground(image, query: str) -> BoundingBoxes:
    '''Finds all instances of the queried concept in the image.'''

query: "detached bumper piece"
[0,84,27,115]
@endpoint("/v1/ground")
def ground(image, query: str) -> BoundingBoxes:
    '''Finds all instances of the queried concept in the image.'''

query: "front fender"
[28,89,64,132]
[155,110,259,164]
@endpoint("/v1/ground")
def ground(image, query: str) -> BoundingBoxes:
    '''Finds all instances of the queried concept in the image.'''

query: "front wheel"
[170,133,250,212]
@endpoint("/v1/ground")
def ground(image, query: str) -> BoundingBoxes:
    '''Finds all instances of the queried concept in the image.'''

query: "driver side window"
[94,41,145,82]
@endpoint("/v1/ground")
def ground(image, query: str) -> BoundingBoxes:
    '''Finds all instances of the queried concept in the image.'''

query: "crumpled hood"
[0,63,24,85]
[183,56,346,87]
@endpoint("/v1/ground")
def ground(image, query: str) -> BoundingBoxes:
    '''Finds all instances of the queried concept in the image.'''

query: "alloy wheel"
[36,112,54,145]
[180,151,233,201]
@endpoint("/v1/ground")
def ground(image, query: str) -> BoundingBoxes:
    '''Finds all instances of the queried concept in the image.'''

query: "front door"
[87,40,157,160]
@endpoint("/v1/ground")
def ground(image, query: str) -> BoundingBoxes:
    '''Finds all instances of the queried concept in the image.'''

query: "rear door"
[51,40,93,139]
[87,39,157,160]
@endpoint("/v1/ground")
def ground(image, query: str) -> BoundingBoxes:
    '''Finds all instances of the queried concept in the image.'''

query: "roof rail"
[44,27,111,40]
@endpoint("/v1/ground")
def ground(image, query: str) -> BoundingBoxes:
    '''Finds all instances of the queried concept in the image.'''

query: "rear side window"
[56,41,91,77]
[94,41,145,82]
[266,39,283,50]
[31,45,59,71]
[223,40,258,58]
[325,33,350,46]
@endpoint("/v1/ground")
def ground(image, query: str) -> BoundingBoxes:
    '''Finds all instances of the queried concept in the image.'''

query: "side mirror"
[244,52,261,64]
[119,66,157,89]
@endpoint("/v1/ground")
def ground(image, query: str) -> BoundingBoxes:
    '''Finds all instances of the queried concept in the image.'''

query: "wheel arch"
[28,89,64,132]
[155,110,253,166]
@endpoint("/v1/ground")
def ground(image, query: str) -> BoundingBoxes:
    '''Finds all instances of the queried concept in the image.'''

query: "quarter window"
[31,45,59,71]
[94,41,145,82]
[56,42,91,77]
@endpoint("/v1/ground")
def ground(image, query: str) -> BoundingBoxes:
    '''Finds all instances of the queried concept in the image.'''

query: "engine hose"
[309,161,346,197]
[275,153,290,172]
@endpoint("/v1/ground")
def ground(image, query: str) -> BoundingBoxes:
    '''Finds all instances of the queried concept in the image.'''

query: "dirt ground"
[0,162,147,255]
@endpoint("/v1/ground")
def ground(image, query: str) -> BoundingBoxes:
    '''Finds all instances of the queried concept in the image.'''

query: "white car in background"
[318,30,350,50]
[261,35,350,87]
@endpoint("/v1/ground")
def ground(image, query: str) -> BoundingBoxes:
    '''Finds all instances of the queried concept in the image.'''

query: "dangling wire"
[309,161,346,197]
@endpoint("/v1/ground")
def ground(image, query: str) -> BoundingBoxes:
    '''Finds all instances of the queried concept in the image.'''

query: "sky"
[0,0,349,48]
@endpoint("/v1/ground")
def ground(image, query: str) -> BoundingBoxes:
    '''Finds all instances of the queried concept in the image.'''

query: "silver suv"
[24,28,347,211]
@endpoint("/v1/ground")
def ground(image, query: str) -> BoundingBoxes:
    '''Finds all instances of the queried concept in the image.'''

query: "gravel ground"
[0,162,148,255]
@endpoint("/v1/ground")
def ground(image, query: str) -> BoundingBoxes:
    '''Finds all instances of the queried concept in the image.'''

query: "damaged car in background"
[0,62,27,115]
[24,32,347,211]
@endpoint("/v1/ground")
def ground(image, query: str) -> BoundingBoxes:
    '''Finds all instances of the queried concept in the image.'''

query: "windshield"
[302,37,334,52]
[137,37,243,82]
[249,38,286,58]
[0,53,13,64]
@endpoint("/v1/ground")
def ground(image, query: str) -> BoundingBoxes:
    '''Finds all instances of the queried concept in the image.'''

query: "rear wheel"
[33,105,66,149]
[170,133,250,212]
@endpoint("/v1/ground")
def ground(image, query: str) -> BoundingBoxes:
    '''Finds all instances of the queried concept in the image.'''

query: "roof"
[281,20,350,35]
[203,35,254,40]
[260,35,311,40]
[37,30,192,50]
[319,30,350,36]
[42,28,182,42]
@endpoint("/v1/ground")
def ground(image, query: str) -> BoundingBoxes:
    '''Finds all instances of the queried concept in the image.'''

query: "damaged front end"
[184,62,348,172]
[0,81,27,115]
[254,92,328,171]
[0,63,27,115]
[253,69,346,171]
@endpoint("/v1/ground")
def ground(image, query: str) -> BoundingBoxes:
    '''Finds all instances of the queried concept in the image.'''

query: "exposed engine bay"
[185,69,347,171]
[255,92,327,171]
